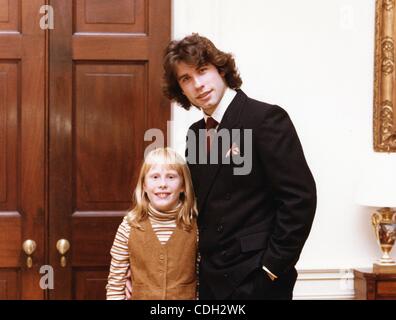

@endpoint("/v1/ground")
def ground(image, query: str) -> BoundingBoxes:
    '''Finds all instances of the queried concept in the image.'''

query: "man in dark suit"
[161,33,317,300]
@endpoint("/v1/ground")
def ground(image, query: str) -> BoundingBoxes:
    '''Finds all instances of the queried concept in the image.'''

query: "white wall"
[171,0,393,282]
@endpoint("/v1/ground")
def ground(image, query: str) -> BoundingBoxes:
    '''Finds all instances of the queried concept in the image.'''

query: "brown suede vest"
[128,218,197,300]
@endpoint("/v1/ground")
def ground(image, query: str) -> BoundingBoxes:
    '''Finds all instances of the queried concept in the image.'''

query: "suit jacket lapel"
[196,89,247,212]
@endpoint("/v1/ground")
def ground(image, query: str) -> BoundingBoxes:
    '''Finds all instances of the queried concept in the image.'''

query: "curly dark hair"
[162,33,243,110]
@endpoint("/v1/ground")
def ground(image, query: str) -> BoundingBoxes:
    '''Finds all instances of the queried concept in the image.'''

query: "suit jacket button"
[221,250,227,257]
[224,273,229,278]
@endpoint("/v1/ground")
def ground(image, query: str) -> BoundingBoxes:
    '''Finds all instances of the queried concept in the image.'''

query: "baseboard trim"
[293,269,355,300]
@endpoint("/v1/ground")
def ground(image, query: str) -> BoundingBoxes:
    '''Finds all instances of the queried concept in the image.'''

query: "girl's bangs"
[145,148,186,167]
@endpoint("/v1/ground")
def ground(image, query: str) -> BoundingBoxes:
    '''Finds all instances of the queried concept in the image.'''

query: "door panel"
[74,270,109,300]
[0,0,19,31]
[0,63,18,211]
[75,63,146,207]
[49,0,170,299]
[0,0,46,299]
[75,0,146,33]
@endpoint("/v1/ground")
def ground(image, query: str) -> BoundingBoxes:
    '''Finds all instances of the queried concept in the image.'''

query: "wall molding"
[293,269,355,300]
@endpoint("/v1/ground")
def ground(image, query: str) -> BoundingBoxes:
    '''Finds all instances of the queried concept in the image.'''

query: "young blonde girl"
[106,147,198,300]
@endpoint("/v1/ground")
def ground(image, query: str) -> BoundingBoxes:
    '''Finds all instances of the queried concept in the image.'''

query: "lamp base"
[373,262,396,274]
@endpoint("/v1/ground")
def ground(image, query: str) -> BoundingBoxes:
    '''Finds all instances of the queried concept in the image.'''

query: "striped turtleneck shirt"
[147,203,177,245]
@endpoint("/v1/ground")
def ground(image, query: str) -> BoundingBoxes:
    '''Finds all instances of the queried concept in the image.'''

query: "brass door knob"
[22,240,37,268]
[56,239,70,267]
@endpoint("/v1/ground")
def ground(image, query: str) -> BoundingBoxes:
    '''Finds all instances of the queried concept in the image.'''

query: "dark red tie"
[205,117,218,153]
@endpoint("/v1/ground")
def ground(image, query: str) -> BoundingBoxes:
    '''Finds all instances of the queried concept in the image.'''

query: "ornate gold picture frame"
[374,0,396,151]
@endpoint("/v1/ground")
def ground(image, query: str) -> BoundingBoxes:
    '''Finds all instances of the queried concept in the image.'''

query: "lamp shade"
[355,153,396,208]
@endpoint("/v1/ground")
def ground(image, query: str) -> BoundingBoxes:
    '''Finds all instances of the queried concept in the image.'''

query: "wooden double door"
[0,0,170,299]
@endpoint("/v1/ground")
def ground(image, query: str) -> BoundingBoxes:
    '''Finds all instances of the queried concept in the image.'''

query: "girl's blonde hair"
[126,147,197,231]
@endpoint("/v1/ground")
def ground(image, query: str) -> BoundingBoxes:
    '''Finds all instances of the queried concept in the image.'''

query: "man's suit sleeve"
[255,106,317,276]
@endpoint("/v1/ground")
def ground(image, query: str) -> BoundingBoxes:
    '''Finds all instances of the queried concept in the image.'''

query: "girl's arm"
[106,217,131,300]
